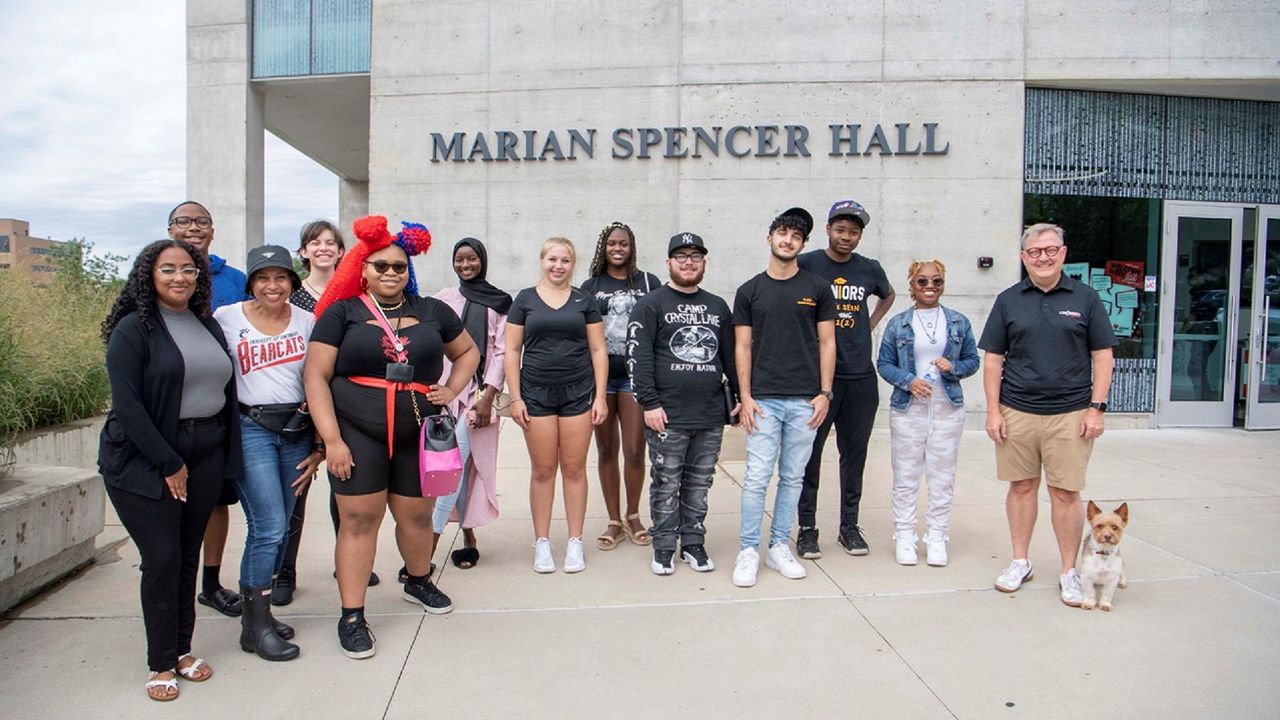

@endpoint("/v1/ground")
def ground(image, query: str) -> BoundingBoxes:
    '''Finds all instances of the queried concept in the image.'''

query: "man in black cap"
[627,232,738,575]
[795,199,895,558]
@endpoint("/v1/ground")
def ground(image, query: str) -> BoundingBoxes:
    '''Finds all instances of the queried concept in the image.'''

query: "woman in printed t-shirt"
[304,216,479,660]
[579,221,662,550]
[505,237,609,574]
[214,245,323,662]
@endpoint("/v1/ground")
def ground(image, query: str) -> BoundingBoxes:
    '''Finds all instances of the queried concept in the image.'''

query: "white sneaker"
[1059,568,1084,607]
[765,542,807,579]
[532,538,555,573]
[995,559,1033,592]
[732,548,759,587]
[894,533,918,566]
[563,537,586,573]
[925,533,949,567]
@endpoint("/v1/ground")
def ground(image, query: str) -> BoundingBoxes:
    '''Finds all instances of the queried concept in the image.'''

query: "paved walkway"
[2,426,1278,719]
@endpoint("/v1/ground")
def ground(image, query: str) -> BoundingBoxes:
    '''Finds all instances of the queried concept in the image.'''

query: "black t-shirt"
[579,270,662,379]
[978,275,1119,415]
[732,270,837,398]
[508,287,603,385]
[628,285,737,429]
[796,250,893,379]
[310,295,464,385]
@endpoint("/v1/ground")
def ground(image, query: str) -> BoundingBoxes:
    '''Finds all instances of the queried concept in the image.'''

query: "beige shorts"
[995,405,1094,492]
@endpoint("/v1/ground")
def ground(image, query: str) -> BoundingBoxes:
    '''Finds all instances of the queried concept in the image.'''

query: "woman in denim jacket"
[876,260,979,567]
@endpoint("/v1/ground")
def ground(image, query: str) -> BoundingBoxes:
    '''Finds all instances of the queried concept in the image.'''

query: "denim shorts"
[606,375,633,394]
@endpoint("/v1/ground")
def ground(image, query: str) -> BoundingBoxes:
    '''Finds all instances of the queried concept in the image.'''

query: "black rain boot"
[239,583,300,661]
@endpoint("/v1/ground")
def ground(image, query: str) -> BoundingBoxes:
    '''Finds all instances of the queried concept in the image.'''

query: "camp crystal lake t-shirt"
[579,271,662,379]
[213,303,315,405]
[732,270,837,399]
[308,295,464,385]
[627,285,737,429]
[507,287,603,386]
[796,250,894,379]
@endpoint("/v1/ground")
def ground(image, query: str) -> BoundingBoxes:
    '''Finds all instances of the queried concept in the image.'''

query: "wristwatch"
[819,390,834,401]
[1088,402,1108,412]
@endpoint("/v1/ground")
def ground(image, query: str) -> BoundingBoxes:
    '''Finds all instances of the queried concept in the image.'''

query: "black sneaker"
[680,544,715,572]
[403,577,453,615]
[796,527,822,559]
[838,526,870,556]
[270,567,296,606]
[337,613,376,659]
[651,549,675,575]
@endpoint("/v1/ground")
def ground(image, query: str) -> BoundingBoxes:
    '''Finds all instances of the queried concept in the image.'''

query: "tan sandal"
[596,520,624,550]
[623,513,652,546]
[146,670,179,702]
[176,654,213,682]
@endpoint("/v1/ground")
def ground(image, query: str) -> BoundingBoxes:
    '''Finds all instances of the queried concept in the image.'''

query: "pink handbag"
[418,409,463,498]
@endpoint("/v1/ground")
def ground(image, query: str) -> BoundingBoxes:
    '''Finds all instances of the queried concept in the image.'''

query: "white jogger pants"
[889,382,965,537]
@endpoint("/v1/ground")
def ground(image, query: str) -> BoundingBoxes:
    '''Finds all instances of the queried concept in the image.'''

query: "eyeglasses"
[365,260,409,275]
[671,253,705,264]
[157,266,200,278]
[1023,245,1064,259]
[913,277,944,288]
[169,216,213,229]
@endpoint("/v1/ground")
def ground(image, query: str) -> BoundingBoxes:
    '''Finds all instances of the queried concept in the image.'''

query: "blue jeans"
[431,420,472,530]
[740,397,818,550]
[234,416,309,587]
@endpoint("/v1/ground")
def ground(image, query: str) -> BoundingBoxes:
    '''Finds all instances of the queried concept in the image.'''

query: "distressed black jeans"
[645,426,724,552]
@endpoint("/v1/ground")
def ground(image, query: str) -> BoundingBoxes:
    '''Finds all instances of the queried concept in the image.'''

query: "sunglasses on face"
[365,260,409,275]
[169,216,212,229]
[914,277,944,288]
[1023,245,1064,259]
[157,265,200,278]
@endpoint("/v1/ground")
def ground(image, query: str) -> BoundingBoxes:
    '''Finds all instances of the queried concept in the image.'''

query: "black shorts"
[328,378,440,497]
[522,375,594,418]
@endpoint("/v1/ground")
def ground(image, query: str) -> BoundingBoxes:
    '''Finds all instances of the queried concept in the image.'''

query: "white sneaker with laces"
[732,548,759,587]
[995,559,1033,592]
[765,542,807,579]
[894,533,918,566]
[925,532,949,567]
[532,538,555,573]
[1059,568,1084,607]
[563,537,586,573]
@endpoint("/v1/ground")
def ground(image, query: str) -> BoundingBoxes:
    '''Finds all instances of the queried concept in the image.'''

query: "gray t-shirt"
[160,307,233,419]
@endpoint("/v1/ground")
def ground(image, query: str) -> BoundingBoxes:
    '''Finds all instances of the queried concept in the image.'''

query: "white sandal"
[146,670,179,702]
[176,654,212,682]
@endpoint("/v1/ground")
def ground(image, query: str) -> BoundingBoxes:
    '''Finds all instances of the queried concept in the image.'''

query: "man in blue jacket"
[167,200,248,616]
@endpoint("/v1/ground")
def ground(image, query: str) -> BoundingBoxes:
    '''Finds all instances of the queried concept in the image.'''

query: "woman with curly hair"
[304,216,478,659]
[97,238,242,701]
[579,222,661,550]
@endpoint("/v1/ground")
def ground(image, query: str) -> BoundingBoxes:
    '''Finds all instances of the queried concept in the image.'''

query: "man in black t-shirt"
[628,232,738,575]
[731,208,836,588]
[795,199,895,559]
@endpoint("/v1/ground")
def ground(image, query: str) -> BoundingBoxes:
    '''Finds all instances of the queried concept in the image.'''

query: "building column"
[186,1,264,269]
[339,179,370,232]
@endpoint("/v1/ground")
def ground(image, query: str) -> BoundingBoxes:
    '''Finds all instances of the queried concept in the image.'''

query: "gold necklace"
[375,297,405,312]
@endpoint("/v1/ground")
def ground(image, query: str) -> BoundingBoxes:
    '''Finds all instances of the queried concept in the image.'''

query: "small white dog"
[1078,501,1129,611]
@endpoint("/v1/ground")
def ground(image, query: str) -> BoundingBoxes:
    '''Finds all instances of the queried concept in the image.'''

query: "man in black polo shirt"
[796,199,895,558]
[979,223,1117,608]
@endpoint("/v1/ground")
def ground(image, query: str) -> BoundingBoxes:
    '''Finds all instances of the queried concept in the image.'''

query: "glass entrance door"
[1157,203,1243,427]
[1244,208,1280,430]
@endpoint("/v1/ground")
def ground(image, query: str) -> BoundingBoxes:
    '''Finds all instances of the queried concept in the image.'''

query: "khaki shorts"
[994,405,1094,491]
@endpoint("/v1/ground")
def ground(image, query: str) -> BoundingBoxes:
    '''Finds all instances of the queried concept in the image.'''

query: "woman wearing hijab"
[428,238,512,568]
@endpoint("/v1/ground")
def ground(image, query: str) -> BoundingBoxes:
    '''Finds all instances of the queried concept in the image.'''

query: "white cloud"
[0,1,335,267]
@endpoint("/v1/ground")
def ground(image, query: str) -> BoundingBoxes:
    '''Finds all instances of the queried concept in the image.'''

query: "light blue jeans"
[740,397,818,550]
[234,417,309,587]
[431,420,472,531]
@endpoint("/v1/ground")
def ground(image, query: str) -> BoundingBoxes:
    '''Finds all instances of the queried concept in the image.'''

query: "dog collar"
[1093,548,1115,556]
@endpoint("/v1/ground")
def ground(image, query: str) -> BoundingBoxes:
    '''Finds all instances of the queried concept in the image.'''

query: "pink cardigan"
[434,286,506,528]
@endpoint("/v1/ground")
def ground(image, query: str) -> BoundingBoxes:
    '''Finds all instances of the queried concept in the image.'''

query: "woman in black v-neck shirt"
[505,237,608,574]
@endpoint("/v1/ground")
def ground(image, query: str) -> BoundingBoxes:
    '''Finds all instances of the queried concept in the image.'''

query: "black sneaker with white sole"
[337,612,375,659]
[837,526,870,555]
[796,527,822,559]
[680,544,715,572]
[403,576,453,614]
[652,549,675,575]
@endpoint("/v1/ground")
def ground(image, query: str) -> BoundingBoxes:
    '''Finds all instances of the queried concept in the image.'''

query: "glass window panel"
[1261,218,1280,404]
[312,0,371,75]
[1170,217,1233,402]
[253,0,311,78]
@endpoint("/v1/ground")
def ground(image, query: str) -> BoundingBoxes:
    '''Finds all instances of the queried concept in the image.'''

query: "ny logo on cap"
[682,233,693,243]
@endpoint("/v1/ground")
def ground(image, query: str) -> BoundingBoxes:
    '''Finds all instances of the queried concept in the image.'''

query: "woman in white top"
[214,245,322,662]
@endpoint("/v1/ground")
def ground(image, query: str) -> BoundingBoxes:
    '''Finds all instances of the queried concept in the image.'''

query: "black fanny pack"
[239,402,312,438]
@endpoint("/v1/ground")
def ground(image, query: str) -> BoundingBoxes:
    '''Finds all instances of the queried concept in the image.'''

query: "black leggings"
[106,417,225,672]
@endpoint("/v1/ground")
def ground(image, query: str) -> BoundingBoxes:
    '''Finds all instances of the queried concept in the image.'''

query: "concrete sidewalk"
[2,425,1278,719]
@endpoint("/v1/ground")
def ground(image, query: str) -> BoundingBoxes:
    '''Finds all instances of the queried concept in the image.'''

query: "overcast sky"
[0,1,335,267]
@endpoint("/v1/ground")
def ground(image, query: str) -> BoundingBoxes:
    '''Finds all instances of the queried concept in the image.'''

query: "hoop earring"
[359,277,369,292]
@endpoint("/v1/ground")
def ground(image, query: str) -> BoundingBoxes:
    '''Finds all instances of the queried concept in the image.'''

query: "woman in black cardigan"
[98,239,242,702]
